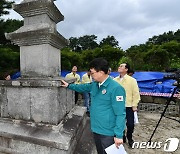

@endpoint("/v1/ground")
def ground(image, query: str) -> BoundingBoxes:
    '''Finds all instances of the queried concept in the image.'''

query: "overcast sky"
[2,0,180,50]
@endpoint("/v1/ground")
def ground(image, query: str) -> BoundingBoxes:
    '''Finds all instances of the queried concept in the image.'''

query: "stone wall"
[139,96,180,115]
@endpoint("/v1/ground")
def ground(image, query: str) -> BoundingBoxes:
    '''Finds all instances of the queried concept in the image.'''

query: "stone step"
[0,106,87,154]
[73,117,97,154]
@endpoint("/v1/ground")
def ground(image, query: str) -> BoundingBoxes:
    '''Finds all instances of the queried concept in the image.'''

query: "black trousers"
[125,107,135,142]
[93,133,114,154]
[75,91,78,104]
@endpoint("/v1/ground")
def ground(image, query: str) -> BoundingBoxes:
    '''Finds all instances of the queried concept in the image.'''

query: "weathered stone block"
[140,96,154,103]
[153,97,167,104]
[0,106,87,154]
[7,87,31,120]
[0,79,75,125]
[20,44,60,78]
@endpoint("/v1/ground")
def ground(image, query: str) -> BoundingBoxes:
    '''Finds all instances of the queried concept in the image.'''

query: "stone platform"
[0,106,87,154]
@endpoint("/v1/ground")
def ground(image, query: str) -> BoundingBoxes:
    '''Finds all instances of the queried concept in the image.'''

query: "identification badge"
[102,89,106,94]
[116,96,123,101]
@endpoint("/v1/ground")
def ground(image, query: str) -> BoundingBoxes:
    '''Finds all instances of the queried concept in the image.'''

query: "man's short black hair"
[128,69,134,74]
[125,63,131,74]
[89,58,109,74]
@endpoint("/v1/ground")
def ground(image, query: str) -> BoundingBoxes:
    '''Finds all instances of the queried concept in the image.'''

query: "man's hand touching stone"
[61,80,69,88]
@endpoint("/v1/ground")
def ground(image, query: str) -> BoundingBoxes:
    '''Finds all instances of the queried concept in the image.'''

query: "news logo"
[164,138,179,152]
[132,138,179,152]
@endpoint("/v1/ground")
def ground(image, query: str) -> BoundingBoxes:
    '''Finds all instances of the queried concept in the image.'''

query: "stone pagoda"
[0,0,87,153]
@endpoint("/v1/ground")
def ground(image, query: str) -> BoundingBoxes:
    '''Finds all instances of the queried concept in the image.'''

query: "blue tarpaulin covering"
[132,72,176,93]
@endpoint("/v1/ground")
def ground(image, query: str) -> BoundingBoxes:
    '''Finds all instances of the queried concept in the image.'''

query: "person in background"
[108,67,114,78]
[5,74,11,80]
[114,63,140,148]
[82,70,92,115]
[65,66,81,104]
[4,71,21,80]
[61,58,126,154]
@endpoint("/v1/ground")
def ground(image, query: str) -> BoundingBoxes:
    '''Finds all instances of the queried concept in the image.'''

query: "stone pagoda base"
[0,79,87,153]
[0,106,87,154]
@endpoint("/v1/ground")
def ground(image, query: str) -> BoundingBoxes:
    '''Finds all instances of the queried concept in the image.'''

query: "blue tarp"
[132,72,176,93]
[12,71,176,94]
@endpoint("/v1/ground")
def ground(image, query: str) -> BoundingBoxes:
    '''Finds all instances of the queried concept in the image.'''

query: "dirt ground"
[124,112,180,154]
[74,111,180,154]
[75,97,180,154]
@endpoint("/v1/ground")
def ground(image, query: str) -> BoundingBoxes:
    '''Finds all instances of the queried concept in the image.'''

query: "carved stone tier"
[5,26,68,49]
[13,0,64,23]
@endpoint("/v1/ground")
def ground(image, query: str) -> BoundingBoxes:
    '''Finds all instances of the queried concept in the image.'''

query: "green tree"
[160,41,180,69]
[61,48,82,70]
[62,45,125,71]
[174,29,180,42]
[68,37,81,52]
[81,49,97,70]
[146,31,177,45]
[118,56,133,68]
[0,19,23,46]
[92,45,124,70]
[170,58,180,69]
[126,44,150,70]
[161,41,180,58]
[0,0,14,17]
[79,35,98,50]
[0,46,20,79]
[68,35,98,52]
[144,47,170,71]
[99,35,119,48]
